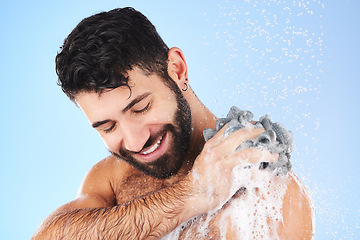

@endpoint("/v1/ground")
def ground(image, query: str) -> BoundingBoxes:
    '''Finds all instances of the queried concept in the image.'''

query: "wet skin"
[33,48,314,239]
[75,67,314,239]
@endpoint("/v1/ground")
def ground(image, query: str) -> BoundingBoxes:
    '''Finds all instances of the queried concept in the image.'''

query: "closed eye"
[92,120,116,133]
[104,122,116,133]
[133,102,150,114]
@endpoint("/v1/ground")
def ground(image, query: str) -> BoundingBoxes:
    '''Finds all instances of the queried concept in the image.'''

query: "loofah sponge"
[203,106,292,175]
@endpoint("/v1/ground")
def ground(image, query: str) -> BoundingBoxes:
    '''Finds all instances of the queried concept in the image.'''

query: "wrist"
[175,173,210,221]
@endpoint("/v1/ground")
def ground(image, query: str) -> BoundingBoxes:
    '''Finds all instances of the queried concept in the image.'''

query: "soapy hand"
[187,122,278,215]
[186,106,293,215]
[204,106,293,175]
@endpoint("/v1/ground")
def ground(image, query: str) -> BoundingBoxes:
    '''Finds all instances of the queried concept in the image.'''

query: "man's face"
[76,68,192,178]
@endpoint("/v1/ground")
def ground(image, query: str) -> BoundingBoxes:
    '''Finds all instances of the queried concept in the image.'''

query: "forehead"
[75,87,129,122]
[74,68,174,121]
[75,68,145,104]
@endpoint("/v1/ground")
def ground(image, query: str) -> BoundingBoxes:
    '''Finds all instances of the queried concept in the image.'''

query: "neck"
[181,87,217,173]
[163,87,217,184]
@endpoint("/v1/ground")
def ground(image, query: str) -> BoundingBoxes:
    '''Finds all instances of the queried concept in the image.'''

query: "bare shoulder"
[279,171,315,239]
[53,155,130,212]
[177,171,314,239]
[77,155,130,204]
[80,154,128,188]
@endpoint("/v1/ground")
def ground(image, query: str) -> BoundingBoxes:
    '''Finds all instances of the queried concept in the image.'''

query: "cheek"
[99,134,118,152]
[152,99,178,123]
[150,108,176,124]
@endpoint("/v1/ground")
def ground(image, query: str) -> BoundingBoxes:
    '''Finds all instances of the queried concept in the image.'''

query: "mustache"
[116,124,175,156]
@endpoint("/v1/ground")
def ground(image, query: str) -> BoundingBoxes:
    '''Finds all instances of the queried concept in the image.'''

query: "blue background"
[1,0,359,239]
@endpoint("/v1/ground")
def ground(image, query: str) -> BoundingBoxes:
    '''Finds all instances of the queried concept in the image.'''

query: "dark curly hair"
[56,7,170,102]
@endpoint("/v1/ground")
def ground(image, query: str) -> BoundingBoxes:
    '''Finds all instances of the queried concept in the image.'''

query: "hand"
[186,124,278,215]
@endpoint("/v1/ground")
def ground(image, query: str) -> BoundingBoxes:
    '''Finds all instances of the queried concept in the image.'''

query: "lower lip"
[137,132,168,163]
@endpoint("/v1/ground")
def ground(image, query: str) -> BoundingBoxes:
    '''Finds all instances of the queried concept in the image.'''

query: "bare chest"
[112,171,180,205]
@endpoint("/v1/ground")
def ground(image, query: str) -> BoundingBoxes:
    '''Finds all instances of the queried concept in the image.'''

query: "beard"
[112,86,192,179]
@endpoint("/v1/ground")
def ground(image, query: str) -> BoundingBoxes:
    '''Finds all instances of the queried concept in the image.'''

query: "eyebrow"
[92,120,111,129]
[91,92,152,129]
[122,92,152,113]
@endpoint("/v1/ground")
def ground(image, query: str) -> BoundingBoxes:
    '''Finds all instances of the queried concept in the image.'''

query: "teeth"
[141,136,163,155]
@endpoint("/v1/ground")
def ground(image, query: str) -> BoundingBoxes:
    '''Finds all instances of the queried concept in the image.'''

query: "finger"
[218,128,265,153]
[216,148,276,175]
[233,147,279,164]
[206,122,231,144]
[205,128,265,162]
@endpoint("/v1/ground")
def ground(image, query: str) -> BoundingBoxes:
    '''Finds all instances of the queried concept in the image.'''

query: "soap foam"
[164,165,288,239]
[221,167,288,239]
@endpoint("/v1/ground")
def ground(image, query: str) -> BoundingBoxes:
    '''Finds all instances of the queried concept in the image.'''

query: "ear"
[167,47,188,89]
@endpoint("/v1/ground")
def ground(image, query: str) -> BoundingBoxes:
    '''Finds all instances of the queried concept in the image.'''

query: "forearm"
[32,180,195,240]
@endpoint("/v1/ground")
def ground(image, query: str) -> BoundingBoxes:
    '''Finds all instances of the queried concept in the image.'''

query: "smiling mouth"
[140,135,163,155]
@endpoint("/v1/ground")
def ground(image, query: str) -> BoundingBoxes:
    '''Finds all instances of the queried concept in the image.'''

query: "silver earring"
[182,78,188,91]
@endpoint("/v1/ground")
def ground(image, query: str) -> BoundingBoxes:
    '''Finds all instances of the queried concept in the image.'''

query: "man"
[32,7,313,239]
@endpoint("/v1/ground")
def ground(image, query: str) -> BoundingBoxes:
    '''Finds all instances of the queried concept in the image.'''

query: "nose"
[118,120,150,153]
